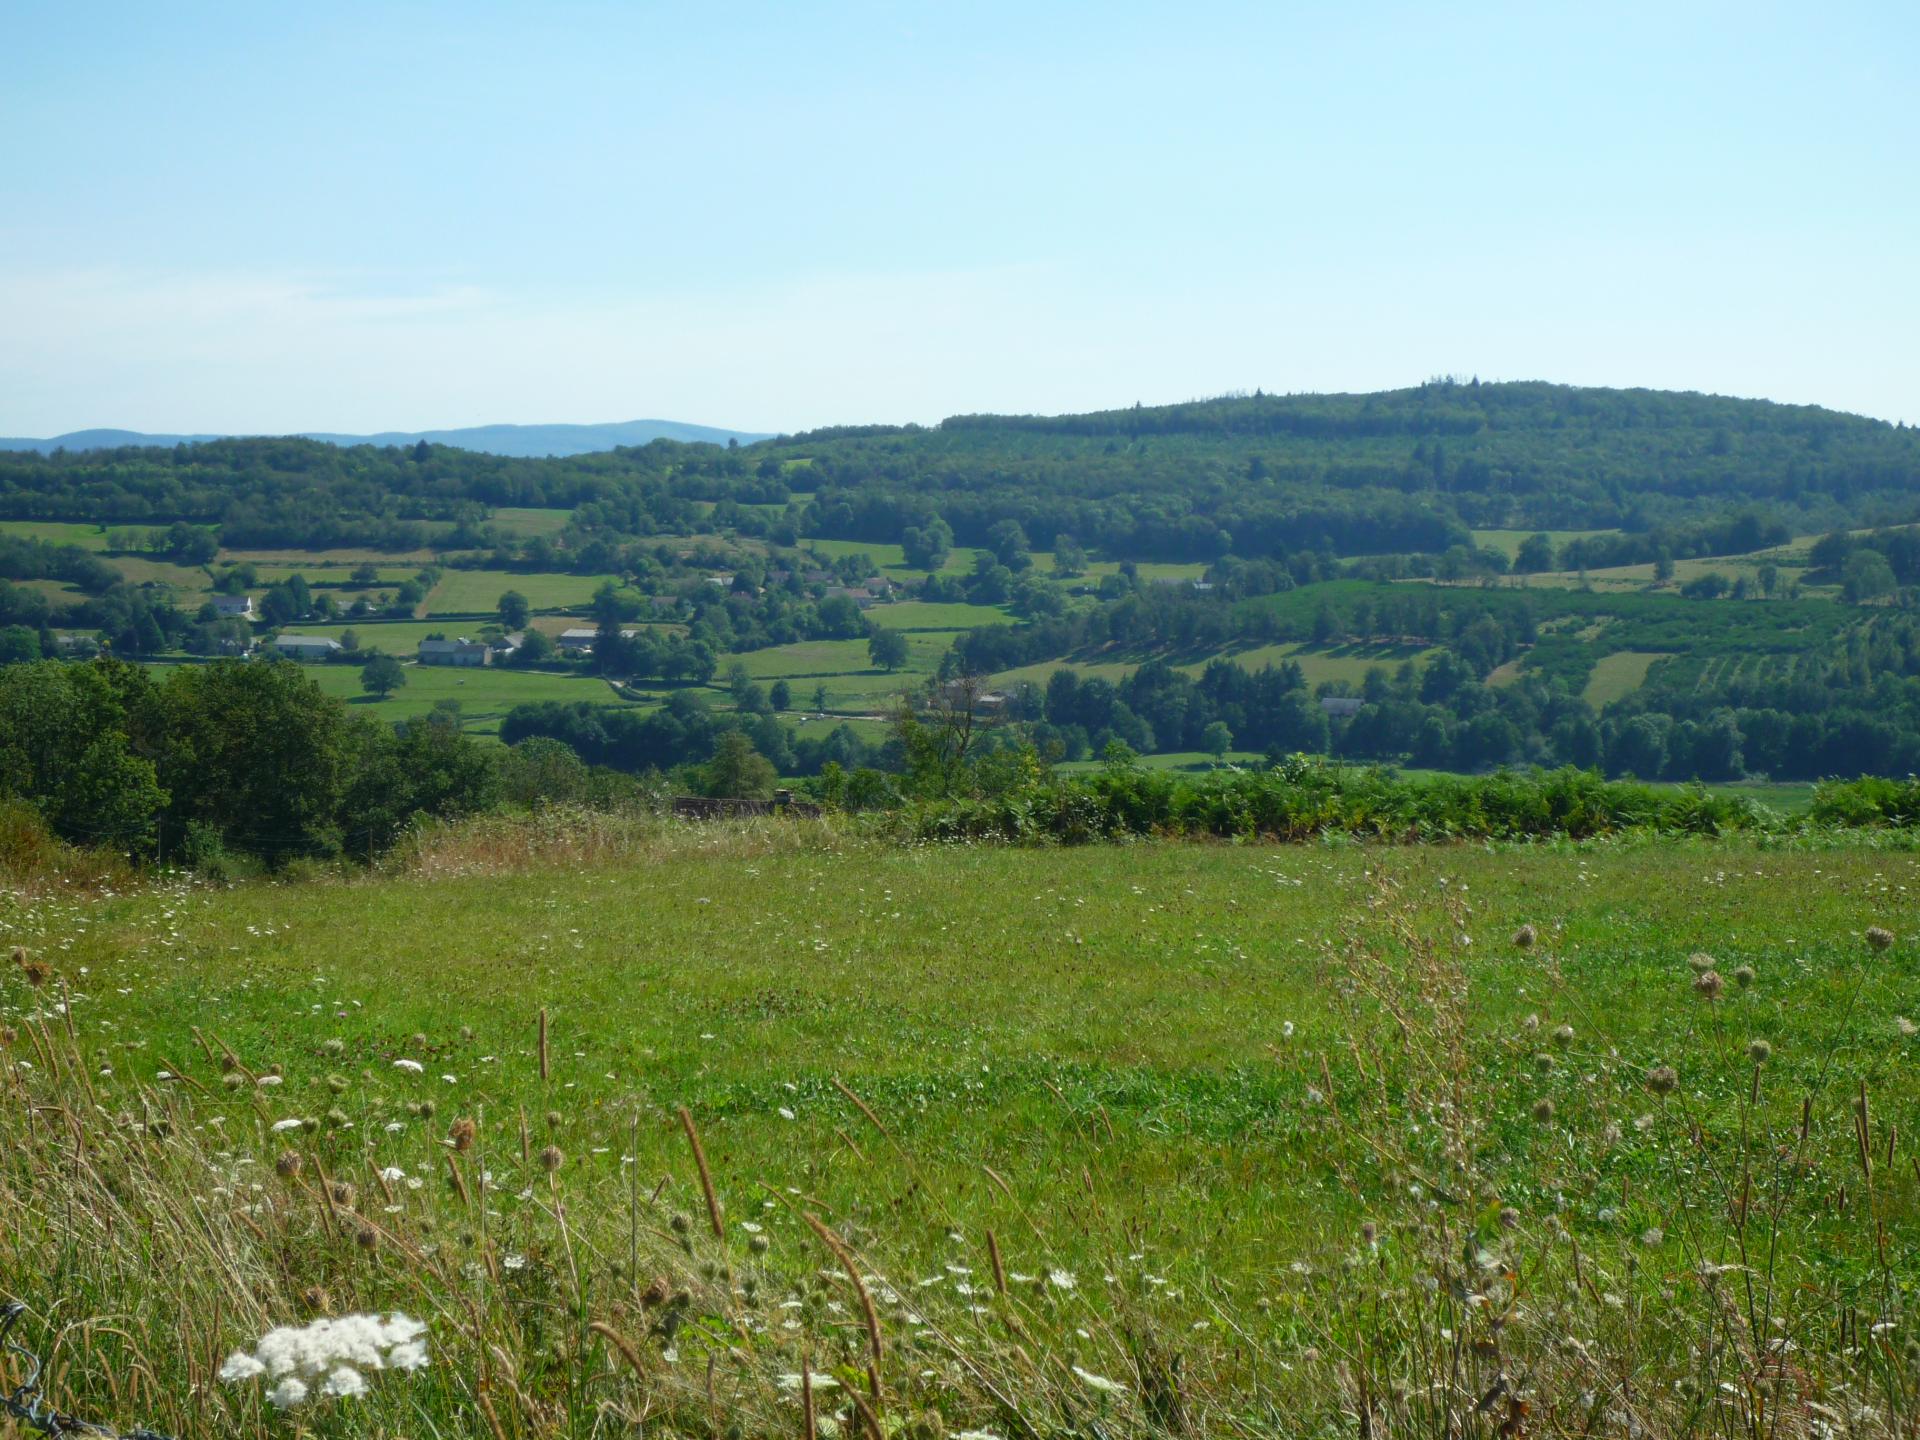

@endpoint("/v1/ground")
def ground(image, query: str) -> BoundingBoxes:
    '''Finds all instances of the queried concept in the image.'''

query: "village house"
[269,635,342,662]
[212,594,255,619]
[418,637,490,667]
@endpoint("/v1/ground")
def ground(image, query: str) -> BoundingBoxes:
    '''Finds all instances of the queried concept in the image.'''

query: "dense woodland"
[5,381,1919,558]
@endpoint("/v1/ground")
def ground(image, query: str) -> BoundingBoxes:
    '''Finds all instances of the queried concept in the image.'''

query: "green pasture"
[300,661,632,736]
[426,569,613,615]
[488,506,575,537]
[7,836,1915,1434]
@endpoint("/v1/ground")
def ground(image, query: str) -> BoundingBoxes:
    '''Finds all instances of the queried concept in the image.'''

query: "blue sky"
[3,0,1915,434]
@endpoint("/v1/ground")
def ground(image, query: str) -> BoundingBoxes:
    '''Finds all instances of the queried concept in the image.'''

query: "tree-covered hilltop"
[775,381,1920,560]
[3,381,1916,562]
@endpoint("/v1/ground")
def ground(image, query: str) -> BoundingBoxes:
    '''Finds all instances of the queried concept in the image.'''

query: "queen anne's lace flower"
[219,1314,427,1409]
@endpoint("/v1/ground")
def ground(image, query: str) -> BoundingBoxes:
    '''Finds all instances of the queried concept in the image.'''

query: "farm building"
[212,594,255,619]
[557,627,639,654]
[1319,696,1365,718]
[269,635,342,662]
[418,638,490,667]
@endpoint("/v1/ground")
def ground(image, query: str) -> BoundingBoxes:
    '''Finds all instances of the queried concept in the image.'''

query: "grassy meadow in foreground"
[1,828,1917,1436]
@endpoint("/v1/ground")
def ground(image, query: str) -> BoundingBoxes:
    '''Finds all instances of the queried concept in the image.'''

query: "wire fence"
[1,1304,177,1440]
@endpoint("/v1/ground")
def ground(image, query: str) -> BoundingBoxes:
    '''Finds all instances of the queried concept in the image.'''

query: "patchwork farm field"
[4,831,1916,1437]
[301,661,635,735]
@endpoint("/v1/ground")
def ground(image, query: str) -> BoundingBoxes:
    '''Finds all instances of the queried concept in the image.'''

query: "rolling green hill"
[4,381,1920,789]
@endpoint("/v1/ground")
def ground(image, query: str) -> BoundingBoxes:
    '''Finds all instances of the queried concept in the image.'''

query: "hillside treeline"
[773,380,1920,560]
[6,382,1918,564]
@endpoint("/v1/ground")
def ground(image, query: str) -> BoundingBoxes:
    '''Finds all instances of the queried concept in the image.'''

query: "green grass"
[1471,526,1619,558]
[799,536,974,576]
[425,569,613,615]
[488,506,574,537]
[0,519,119,549]
[301,662,631,736]
[1582,648,1665,705]
[866,600,1012,630]
[718,635,948,711]
[3,834,1915,1434]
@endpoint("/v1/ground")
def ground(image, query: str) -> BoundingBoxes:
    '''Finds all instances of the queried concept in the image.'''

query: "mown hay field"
[2,829,1916,1436]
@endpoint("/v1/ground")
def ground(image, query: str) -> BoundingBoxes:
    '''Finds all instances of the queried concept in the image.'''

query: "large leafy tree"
[156,660,352,862]
[700,730,777,799]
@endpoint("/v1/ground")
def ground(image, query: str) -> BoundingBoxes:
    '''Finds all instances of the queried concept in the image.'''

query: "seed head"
[459,1025,475,1042]
[326,1074,349,1093]
[321,1038,345,1058]
[748,1233,770,1255]
[0,1026,17,1047]
[410,1031,428,1050]
[545,1109,562,1130]
[1497,1205,1521,1230]
[1532,1052,1555,1074]
[1646,1064,1680,1096]
[275,1150,304,1179]
[1552,1023,1575,1049]
[300,1285,330,1312]
[669,1212,691,1235]
[1531,1097,1556,1124]
[355,1224,379,1251]
[448,1117,476,1152]
[13,947,50,987]
[538,1144,564,1172]
[1693,970,1724,1001]
[1359,1220,1378,1246]
[325,1108,350,1130]
[1748,1039,1772,1065]
[1733,965,1756,988]
[1866,926,1895,952]
[1512,924,1537,949]
[327,1180,356,1209]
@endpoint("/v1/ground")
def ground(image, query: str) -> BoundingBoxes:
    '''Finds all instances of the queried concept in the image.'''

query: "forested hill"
[2,380,1916,561]
[774,381,1920,559]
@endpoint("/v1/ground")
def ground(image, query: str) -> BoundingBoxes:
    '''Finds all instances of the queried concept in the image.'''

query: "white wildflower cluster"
[218,1313,428,1409]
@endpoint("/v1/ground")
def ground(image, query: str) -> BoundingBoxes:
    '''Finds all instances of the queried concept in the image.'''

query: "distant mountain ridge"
[0,418,771,458]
